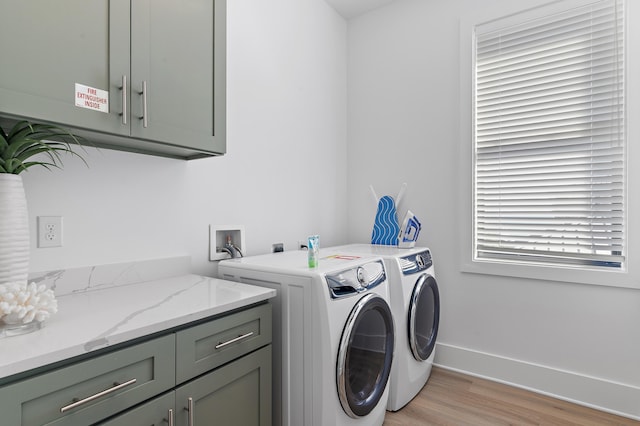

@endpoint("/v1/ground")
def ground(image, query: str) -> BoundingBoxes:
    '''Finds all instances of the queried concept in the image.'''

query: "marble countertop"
[0,274,276,381]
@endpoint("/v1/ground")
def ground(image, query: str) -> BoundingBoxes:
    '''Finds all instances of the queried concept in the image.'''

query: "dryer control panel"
[326,260,387,299]
[399,250,433,275]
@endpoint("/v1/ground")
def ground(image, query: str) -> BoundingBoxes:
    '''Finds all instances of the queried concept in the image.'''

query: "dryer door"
[408,273,440,361]
[336,293,394,418]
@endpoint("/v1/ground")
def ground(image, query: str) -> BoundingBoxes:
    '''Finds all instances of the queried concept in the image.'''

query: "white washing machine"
[218,249,395,426]
[329,244,440,411]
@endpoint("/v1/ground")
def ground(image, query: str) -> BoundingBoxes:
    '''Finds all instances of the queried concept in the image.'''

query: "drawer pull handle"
[215,331,254,350]
[60,378,137,413]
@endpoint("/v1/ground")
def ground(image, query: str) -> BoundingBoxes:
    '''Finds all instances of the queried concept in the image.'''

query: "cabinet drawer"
[176,303,272,384]
[0,334,175,426]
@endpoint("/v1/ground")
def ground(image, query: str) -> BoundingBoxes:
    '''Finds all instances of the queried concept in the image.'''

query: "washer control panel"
[399,250,433,275]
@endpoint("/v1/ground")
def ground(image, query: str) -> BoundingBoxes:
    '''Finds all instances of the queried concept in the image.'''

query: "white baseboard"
[434,342,640,421]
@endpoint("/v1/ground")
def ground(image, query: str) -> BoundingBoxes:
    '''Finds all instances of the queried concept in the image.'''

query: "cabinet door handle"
[186,397,194,426]
[140,80,148,128]
[60,378,137,413]
[166,408,174,426]
[215,331,254,350]
[119,75,127,125]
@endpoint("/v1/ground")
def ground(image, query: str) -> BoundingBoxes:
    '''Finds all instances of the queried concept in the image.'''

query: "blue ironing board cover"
[371,195,399,246]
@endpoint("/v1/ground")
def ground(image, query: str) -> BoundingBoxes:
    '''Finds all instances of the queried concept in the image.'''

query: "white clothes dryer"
[218,249,395,426]
[329,244,440,411]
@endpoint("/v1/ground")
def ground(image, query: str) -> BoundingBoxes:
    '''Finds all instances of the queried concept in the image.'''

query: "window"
[473,0,625,269]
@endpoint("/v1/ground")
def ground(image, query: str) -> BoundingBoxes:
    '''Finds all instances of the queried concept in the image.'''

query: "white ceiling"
[324,0,397,19]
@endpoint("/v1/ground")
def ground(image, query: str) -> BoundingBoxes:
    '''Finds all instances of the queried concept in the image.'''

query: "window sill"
[460,259,640,290]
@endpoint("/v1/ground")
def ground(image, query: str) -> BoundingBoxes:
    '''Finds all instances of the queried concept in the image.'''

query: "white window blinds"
[474,0,625,268]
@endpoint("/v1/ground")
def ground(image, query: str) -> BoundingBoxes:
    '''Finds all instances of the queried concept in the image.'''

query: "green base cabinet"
[0,303,271,426]
[101,346,271,426]
[0,0,226,159]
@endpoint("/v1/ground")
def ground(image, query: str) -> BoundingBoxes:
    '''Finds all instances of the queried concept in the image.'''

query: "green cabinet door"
[130,0,226,153]
[97,392,175,426]
[0,0,131,136]
[175,345,272,426]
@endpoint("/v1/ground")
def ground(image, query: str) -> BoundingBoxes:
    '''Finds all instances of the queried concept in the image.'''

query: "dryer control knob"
[356,266,368,287]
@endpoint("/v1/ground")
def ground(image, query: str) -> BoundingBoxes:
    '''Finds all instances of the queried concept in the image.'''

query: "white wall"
[347,0,640,419]
[22,0,348,277]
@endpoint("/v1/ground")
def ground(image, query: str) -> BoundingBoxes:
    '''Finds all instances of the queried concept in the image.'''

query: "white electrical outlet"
[38,216,63,248]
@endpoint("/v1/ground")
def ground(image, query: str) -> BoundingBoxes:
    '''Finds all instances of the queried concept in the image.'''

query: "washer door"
[336,293,394,418]
[408,273,440,361]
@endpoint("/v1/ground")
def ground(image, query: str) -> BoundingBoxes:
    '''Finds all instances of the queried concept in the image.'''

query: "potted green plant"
[0,120,87,286]
[0,120,87,174]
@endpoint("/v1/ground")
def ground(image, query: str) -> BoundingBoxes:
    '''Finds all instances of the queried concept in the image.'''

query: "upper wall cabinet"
[0,0,226,159]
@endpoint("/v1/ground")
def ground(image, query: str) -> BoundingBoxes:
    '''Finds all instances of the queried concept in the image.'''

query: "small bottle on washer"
[307,235,319,268]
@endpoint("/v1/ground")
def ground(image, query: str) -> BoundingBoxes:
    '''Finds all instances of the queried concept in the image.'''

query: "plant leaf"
[1,120,89,174]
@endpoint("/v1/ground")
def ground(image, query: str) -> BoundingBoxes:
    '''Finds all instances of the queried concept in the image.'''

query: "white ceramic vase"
[0,174,29,285]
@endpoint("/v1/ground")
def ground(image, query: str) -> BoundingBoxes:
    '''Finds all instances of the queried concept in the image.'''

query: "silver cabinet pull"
[186,397,194,426]
[60,378,137,413]
[119,75,127,125]
[166,408,174,426]
[140,80,148,128]
[215,331,254,350]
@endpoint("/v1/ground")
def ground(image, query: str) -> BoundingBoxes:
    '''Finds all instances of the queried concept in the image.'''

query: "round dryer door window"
[336,293,394,418]
[408,274,440,361]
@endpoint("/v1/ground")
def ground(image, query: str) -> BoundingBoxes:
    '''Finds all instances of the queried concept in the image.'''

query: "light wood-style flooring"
[383,367,639,426]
